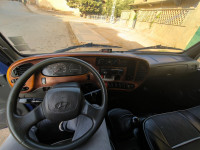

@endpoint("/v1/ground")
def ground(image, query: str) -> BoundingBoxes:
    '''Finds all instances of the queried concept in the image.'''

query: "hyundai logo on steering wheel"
[55,102,69,111]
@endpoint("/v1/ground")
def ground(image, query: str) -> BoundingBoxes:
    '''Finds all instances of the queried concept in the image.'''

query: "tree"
[66,0,134,17]
[102,0,135,17]
[115,0,134,17]
[79,0,103,16]
[103,0,113,16]
[67,0,81,8]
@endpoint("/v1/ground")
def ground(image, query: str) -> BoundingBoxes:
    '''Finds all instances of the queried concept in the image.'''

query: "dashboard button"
[21,87,29,91]
[11,79,16,83]
[41,78,46,84]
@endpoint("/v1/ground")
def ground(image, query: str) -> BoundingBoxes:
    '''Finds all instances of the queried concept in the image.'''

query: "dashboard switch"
[11,79,16,83]
[107,82,135,90]
[11,78,18,83]
[21,87,29,91]
[42,78,46,85]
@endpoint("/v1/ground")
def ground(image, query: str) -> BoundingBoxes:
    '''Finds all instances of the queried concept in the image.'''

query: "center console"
[96,57,137,90]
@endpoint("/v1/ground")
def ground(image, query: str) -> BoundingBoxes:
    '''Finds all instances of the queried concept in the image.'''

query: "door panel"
[0,61,10,129]
[0,33,22,129]
[0,74,10,129]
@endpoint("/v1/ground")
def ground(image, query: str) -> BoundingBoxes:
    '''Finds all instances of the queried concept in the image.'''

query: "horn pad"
[42,83,82,122]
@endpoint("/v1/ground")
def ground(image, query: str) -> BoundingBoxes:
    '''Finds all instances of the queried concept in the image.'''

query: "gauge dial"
[42,63,68,76]
[52,63,67,75]
[42,62,88,77]
[69,63,82,74]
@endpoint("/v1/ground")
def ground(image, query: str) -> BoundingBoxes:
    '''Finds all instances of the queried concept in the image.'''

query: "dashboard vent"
[135,62,148,81]
[12,63,33,77]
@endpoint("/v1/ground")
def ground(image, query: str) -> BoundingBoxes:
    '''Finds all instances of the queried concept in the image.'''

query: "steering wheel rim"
[7,57,108,150]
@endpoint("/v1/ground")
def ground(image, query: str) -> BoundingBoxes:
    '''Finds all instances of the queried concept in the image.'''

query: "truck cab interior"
[1,31,200,150]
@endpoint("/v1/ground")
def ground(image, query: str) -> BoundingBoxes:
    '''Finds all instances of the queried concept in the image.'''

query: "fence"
[86,15,108,22]
[137,9,192,26]
[86,15,121,23]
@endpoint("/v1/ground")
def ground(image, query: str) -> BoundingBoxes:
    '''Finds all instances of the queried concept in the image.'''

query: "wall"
[134,0,170,3]
[127,0,200,49]
[121,10,136,28]
[132,0,199,9]
[134,0,190,6]
[35,0,80,16]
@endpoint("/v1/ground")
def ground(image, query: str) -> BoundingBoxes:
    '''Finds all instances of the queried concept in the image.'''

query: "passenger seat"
[143,105,200,150]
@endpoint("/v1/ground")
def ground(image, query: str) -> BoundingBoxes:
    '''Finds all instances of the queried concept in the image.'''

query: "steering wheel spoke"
[13,104,45,136]
[81,99,102,122]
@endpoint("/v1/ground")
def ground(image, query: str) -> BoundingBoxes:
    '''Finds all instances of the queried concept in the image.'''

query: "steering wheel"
[7,57,108,150]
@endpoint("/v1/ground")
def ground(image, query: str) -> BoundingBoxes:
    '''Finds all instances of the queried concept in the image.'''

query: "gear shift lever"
[132,116,140,127]
[108,108,139,139]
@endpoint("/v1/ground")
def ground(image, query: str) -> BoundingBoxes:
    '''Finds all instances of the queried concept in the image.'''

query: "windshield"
[0,0,200,54]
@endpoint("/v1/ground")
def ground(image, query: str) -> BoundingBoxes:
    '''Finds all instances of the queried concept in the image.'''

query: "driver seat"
[143,105,200,150]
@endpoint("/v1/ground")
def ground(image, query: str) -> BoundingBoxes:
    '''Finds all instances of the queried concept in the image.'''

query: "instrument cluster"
[42,62,88,77]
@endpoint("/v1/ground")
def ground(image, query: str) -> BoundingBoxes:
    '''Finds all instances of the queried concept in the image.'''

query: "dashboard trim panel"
[7,53,150,93]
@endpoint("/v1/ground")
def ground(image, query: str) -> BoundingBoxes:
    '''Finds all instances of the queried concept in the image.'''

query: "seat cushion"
[143,106,200,150]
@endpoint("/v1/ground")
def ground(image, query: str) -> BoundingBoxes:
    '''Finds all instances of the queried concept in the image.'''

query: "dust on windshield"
[0,0,200,54]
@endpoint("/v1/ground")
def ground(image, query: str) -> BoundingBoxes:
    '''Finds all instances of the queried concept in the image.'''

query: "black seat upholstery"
[143,106,200,150]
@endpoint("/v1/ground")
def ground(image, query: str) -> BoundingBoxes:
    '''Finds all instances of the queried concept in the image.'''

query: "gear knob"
[132,116,140,126]
[108,108,138,139]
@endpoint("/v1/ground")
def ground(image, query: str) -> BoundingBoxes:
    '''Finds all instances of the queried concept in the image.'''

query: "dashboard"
[7,53,150,93]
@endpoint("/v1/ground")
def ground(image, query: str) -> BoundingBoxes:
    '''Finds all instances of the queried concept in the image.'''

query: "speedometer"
[42,62,88,77]
[42,63,68,76]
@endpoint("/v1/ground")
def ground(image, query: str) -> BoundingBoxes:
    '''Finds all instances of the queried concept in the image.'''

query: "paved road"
[0,0,73,54]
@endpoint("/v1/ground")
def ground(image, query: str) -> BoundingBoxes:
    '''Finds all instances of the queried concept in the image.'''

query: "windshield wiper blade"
[128,45,183,52]
[55,43,121,53]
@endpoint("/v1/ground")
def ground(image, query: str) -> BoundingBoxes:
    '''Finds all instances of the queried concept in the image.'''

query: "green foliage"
[133,12,137,20]
[149,12,161,29]
[103,0,113,16]
[115,0,134,17]
[79,0,103,15]
[67,0,80,8]
[67,0,103,15]
[66,0,134,17]
[102,0,135,17]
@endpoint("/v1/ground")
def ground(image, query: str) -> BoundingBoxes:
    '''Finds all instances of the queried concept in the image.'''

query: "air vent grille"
[135,62,148,81]
[12,63,33,77]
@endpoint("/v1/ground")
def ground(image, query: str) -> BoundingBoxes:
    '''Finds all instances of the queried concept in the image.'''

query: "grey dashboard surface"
[134,53,199,77]
[135,54,194,65]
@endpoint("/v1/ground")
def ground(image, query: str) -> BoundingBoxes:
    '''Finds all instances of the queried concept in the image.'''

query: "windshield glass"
[0,0,200,54]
